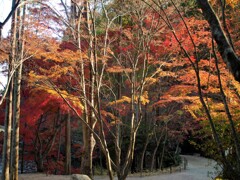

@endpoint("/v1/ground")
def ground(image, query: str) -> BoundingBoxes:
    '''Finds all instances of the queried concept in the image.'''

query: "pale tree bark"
[11,2,26,180]
[2,81,13,180]
[197,0,240,82]
[78,0,97,178]
[68,0,97,177]
[2,0,18,179]
[68,1,92,176]
[68,0,93,175]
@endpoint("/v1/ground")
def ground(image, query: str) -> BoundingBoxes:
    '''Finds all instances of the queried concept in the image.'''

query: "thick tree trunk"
[11,3,25,179]
[11,58,22,180]
[82,0,98,178]
[197,0,240,82]
[2,1,18,179]
[2,80,13,180]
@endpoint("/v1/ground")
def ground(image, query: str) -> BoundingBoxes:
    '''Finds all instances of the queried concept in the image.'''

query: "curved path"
[95,155,219,180]
[132,155,219,180]
[18,155,220,180]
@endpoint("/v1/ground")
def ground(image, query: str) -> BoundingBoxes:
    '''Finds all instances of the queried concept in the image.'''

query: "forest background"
[0,0,240,180]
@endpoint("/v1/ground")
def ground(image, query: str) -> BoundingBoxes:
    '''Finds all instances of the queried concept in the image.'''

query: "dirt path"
[18,155,219,180]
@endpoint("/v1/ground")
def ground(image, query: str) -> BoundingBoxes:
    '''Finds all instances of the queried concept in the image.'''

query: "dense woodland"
[0,0,240,180]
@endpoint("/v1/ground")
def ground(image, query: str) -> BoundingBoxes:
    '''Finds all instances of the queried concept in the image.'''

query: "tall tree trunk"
[115,11,122,175]
[11,50,22,180]
[65,112,71,175]
[80,0,97,178]
[118,81,136,180]
[2,80,13,180]
[11,2,25,179]
[70,0,96,177]
[115,74,122,177]
[70,1,95,176]
[2,0,18,179]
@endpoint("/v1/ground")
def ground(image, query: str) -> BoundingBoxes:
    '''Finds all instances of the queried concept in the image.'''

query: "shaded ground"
[18,155,220,180]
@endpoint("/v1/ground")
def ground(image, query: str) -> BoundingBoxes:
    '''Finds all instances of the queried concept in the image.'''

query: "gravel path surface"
[18,155,220,180]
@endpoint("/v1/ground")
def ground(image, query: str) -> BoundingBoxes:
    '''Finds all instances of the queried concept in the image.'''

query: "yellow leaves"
[60,49,85,64]
[31,86,84,111]
[40,49,83,64]
[108,96,131,106]
[139,91,150,105]
[28,70,48,85]
[49,88,84,110]
[108,91,150,106]
[226,0,239,7]
[145,77,157,86]
[40,66,75,80]
[42,52,62,62]
[231,80,240,96]
[185,105,200,120]
[26,33,85,65]
[210,0,239,7]
[158,70,176,78]
[106,66,135,73]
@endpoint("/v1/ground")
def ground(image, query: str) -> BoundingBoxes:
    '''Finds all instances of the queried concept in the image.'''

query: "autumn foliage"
[0,0,240,178]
